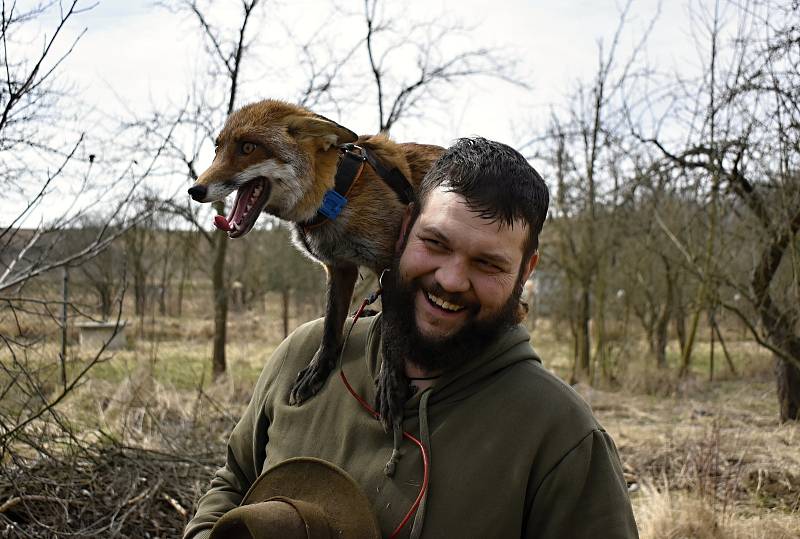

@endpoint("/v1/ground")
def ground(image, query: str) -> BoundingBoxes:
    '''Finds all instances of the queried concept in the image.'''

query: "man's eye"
[477,260,502,273]
[423,238,445,250]
[241,142,257,154]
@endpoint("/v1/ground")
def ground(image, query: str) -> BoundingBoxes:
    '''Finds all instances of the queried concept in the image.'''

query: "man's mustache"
[420,281,480,313]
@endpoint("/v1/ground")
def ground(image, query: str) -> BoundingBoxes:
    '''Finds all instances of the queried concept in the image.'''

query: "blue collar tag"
[319,190,348,220]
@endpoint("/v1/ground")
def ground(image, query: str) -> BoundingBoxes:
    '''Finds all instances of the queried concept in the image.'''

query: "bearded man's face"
[380,189,538,373]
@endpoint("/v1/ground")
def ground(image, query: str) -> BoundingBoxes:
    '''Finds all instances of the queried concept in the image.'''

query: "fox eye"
[240,142,256,155]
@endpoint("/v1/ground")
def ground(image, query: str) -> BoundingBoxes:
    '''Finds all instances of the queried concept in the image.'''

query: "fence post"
[60,267,69,388]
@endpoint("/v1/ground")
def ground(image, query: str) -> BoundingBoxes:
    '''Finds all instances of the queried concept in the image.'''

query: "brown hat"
[209,457,381,539]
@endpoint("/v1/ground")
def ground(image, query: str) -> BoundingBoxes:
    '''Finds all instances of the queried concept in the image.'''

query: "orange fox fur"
[189,99,443,421]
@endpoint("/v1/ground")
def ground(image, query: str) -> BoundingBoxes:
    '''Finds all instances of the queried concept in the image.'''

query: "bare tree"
[362,0,522,133]
[635,0,800,420]
[71,217,127,320]
[530,1,659,383]
[149,0,263,378]
[0,1,177,458]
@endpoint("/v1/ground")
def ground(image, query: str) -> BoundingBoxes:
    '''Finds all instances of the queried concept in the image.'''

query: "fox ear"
[287,115,358,150]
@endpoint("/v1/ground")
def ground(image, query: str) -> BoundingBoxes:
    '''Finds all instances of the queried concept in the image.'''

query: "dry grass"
[3,307,800,536]
[574,374,800,536]
[635,483,798,538]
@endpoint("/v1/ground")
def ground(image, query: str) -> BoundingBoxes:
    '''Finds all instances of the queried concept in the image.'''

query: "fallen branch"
[0,494,73,513]
[162,492,188,518]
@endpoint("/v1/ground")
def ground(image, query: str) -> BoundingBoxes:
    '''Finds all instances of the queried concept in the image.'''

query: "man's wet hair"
[414,137,550,258]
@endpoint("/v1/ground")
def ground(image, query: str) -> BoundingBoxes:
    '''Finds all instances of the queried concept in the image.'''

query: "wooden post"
[709,313,715,382]
[60,267,69,389]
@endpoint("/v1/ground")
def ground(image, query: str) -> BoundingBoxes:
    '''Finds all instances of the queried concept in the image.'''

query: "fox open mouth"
[214,178,271,238]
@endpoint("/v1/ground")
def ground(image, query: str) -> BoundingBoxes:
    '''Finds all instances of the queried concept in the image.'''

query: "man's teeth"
[427,292,463,312]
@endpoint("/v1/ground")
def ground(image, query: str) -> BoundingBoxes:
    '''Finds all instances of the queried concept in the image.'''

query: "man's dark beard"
[380,258,524,374]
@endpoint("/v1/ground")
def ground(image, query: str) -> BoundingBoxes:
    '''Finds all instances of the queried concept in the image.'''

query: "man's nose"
[435,258,470,293]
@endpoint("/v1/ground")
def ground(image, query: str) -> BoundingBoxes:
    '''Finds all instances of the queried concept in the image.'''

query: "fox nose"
[188,185,207,202]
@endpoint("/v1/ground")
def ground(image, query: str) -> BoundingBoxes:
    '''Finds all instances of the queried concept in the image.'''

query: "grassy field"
[3,304,799,537]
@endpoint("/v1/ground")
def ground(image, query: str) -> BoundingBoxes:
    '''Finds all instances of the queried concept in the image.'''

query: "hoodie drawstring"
[409,388,432,539]
[340,295,431,539]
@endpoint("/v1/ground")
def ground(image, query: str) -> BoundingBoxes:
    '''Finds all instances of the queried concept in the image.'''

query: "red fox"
[188,99,443,430]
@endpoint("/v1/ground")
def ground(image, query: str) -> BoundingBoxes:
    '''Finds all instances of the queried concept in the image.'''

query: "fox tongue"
[215,181,258,232]
[214,215,232,231]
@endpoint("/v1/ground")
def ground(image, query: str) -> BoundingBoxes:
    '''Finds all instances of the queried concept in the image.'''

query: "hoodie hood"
[365,312,541,411]
[362,313,540,538]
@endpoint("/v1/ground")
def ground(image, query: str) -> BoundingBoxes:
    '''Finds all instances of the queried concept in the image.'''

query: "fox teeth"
[427,292,463,312]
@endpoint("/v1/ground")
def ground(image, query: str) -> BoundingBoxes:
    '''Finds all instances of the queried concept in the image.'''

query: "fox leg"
[289,263,358,406]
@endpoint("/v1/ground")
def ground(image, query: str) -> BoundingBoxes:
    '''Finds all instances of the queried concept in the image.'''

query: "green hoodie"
[185,314,638,538]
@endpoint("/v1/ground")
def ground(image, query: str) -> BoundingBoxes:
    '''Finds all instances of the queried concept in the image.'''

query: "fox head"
[188,99,357,237]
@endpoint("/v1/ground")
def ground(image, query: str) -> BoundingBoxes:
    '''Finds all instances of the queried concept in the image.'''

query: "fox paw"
[288,348,336,406]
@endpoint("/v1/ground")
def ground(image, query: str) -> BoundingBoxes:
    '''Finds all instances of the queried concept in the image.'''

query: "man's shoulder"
[279,315,375,368]
[494,358,603,434]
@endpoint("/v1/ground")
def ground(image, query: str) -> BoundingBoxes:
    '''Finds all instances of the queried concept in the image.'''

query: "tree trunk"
[575,286,592,380]
[282,288,291,339]
[748,203,800,420]
[654,313,669,369]
[211,201,229,379]
[177,264,187,318]
[653,264,673,369]
[709,313,715,382]
[645,324,656,354]
[133,267,146,317]
[776,357,800,422]
[99,285,112,321]
[158,286,168,316]
[593,279,609,382]
[673,287,687,360]
[158,230,173,316]
[177,238,193,318]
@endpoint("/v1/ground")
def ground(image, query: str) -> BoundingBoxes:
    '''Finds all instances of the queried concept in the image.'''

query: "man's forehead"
[420,188,528,229]
[417,188,529,254]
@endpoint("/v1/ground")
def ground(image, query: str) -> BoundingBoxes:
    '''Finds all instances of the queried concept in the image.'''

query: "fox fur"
[188,99,443,429]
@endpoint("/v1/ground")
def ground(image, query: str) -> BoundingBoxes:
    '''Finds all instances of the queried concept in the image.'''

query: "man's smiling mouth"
[426,292,465,312]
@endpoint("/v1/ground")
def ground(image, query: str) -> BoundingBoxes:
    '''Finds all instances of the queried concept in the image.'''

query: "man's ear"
[521,251,539,283]
[287,115,358,151]
[395,203,415,254]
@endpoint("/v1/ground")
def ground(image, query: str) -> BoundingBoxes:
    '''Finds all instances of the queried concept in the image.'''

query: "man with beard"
[185,138,638,539]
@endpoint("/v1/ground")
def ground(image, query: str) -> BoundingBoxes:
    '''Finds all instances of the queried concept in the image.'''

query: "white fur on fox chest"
[290,220,387,271]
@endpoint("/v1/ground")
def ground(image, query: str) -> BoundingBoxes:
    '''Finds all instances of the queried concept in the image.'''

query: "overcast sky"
[9,0,713,226]
[53,0,700,138]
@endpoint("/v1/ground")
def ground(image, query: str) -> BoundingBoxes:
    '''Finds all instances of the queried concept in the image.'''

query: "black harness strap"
[301,148,366,230]
[300,143,416,231]
[358,145,415,205]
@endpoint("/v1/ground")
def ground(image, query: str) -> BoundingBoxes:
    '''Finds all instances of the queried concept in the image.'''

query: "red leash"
[340,296,430,539]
